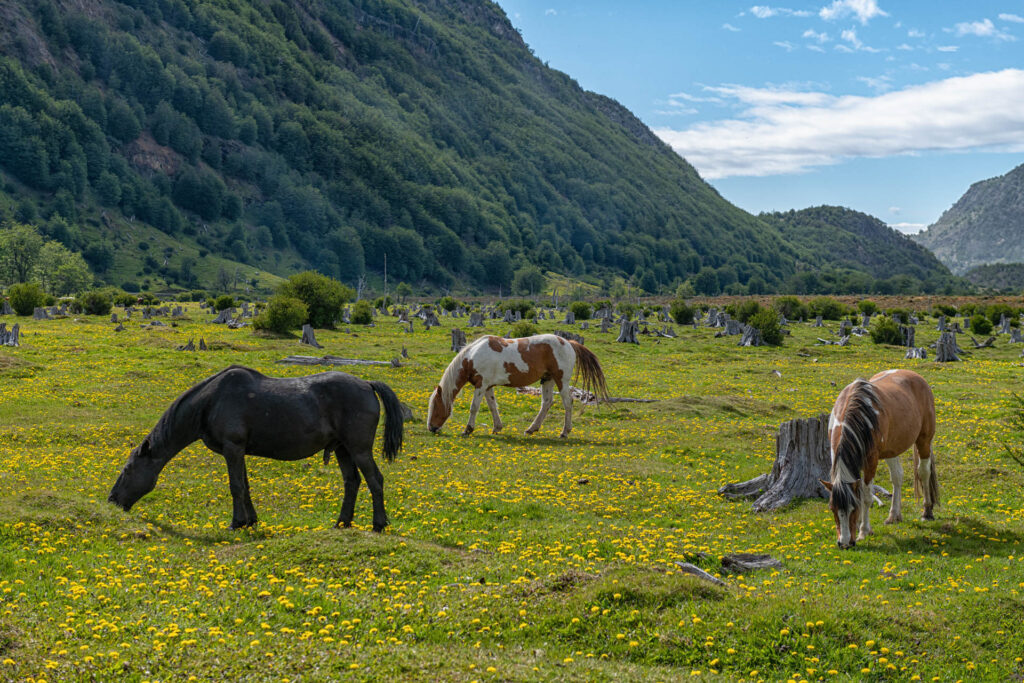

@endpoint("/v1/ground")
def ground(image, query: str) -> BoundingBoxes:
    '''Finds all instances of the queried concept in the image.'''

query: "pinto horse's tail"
[370,381,404,462]
[569,341,610,403]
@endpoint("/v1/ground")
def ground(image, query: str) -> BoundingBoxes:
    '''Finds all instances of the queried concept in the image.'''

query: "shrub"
[75,289,113,316]
[278,271,353,328]
[497,299,535,319]
[350,300,373,325]
[121,281,140,293]
[113,292,137,307]
[932,303,957,317]
[615,301,637,319]
[733,299,762,323]
[809,296,846,320]
[510,321,538,338]
[958,303,977,316]
[985,303,1016,326]
[857,300,879,316]
[437,295,458,312]
[749,308,783,345]
[970,314,993,335]
[773,296,808,321]
[669,299,695,325]
[870,316,903,345]
[253,296,307,333]
[373,295,393,310]
[214,295,235,311]
[569,301,592,320]
[8,282,45,315]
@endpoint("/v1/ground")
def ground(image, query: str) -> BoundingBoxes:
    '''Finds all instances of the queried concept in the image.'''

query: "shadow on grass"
[874,515,1023,558]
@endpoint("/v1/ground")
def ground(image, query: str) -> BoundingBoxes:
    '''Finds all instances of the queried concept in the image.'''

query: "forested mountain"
[914,163,1024,274]
[759,206,959,294]
[0,0,960,295]
[963,263,1024,292]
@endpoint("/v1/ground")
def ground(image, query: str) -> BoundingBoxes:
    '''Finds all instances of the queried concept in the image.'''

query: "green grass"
[0,307,1022,681]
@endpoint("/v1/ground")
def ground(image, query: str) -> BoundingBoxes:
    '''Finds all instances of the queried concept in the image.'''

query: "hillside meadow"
[0,305,1022,681]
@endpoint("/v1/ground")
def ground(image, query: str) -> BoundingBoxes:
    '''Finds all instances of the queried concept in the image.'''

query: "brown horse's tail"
[570,341,609,403]
[370,381,404,462]
[912,447,940,508]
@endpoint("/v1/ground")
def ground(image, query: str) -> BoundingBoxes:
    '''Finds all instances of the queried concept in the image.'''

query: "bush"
[809,296,846,320]
[732,299,762,323]
[857,300,879,316]
[669,299,695,325]
[615,301,637,319]
[8,282,45,315]
[113,292,137,307]
[749,308,783,345]
[75,289,113,316]
[509,321,538,338]
[569,301,592,320]
[958,303,977,316]
[886,308,910,323]
[253,296,307,333]
[985,303,1016,326]
[373,295,393,310]
[121,281,140,293]
[970,314,993,335]
[278,271,354,328]
[870,316,903,345]
[773,296,809,321]
[350,300,373,325]
[932,303,957,317]
[214,295,235,311]
[437,295,458,312]
[497,299,535,319]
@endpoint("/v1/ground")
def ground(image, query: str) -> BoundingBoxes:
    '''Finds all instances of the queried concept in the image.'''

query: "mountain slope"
[914,163,1024,274]
[0,0,807,294]
[760,206,958,293]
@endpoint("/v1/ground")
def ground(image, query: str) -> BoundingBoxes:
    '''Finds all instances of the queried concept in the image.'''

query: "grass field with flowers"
[1,304,1023,681]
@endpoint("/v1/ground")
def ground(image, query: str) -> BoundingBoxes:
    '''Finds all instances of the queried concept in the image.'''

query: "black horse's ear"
[139,439,152,458]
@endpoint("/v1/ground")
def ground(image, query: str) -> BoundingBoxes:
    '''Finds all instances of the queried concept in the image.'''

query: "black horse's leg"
[334,449,362,529]
[352,452,387,532]
[223,445,257,529]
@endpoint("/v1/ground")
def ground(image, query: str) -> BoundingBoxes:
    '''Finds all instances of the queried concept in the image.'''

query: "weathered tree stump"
[397,309,410,323]
[901,324,915,347]
[839,320,852,337]
[0,301,12,315]
[905,347,927,359]
[600,317,612,333]
[719,414,831,511]
[738,325,764,347]
[935,331,962,362]
[936,314,946,331]
[725,319,743,336]
[212,309,233,324]
[0,323,19,347]
[554,330,584,344]
[198,337,208,351]
[563,311,575,324]
[1000,315,1011,335]
[451,328,467,352]
[673,562,726,587]
[301,324,323,348]
[114,322,125,332]
[721,553,783,574]
[178,338,196,351]
[468,312,484,327]
[1011,328,1023,344]
[616,319,639,344]
[813,316,823,327]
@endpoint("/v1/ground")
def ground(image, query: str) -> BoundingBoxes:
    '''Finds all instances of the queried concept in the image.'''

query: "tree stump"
[738,325,764,347]
[451,328,467,352]
[616,319,639,344]
[564,311,575,324]
[813,316,823,327]
[901,324,915,347]
[839,320,852,337]
[999,315,1011,334]
[468,312,484,327]
[555,330,584,344]
[935,331,961,362]
[600,318,612,334]
[199,337,208,351]
[178,338,196,351]
[1011,328,1023,344]
[905,347,927,359]
[301,324,323,348]
[936,314,946,331]
[725,319,743,335]
[114,323,125,332]
[212,309,233,324]
[0,301,12,315]
[718,414,831,511]
[721,553,783,574]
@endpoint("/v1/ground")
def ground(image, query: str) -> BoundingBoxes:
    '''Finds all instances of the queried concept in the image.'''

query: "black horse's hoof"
[372,525,385,533]
[230,519,257,530]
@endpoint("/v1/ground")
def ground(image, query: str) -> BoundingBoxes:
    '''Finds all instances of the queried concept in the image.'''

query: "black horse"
[108,365,404,531]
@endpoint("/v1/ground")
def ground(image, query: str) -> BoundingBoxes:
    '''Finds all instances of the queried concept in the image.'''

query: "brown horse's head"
[108,437,168,511]
[820,479,862,549]
[426,385,451,433]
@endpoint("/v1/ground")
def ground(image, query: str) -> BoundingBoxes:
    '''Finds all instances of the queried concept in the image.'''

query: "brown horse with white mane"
[427,333,608,437]
[821,369,938,549]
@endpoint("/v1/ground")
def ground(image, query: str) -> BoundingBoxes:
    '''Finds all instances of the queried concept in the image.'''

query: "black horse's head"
[108,437,165,512]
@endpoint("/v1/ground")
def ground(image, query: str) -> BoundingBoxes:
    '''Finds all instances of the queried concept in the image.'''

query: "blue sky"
[494,0,1024,233]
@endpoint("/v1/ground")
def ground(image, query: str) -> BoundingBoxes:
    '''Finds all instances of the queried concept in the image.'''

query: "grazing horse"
[109,365,404,531]
[427,333,608,437]
[820,369,938,549]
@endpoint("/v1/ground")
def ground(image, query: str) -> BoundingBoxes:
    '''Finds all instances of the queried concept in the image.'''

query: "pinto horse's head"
[108,437,165,512]
[820,479,861,549]
[426,385,451,433]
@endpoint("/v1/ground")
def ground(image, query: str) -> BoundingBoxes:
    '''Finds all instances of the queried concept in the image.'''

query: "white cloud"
[723,23,741,31]
[896,43,913,51]
[857,74,892,92]
[803,29,830,43]
[951,18,1014,40]
[908,28,925,38]
[653,69,1024,179]
[820,0,887,24]
[837,28,883,52]
[544,8,557,16]
[750,5,812,18]
[936,45,958,52]
[808,44,826,52]
[1000,13,1024,23]
[889,222,926,234]
[774,41,797,50]
[888,206,901,215]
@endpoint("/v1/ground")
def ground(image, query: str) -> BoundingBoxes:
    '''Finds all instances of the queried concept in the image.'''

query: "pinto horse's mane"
[436,340,477,411]
[830,378,880,512]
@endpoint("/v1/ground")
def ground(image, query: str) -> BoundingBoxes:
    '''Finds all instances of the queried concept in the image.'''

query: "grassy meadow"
[0,304,1023,681]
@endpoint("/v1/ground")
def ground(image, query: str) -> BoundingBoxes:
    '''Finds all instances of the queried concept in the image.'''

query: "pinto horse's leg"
[484,387,503,434]
[885,457,904,524]
[334,449,362,529]
[525,380,555,435]
[464,387,484,436]
[856,478,873,541]
[558,382,573,439]
[223,444,257,529]
[352,451,387,532]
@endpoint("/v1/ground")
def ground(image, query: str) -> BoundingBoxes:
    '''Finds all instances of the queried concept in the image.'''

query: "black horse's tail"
[370,381,404,462]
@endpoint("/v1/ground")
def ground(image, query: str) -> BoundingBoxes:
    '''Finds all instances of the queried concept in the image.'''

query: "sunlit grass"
[0,306,1022,681]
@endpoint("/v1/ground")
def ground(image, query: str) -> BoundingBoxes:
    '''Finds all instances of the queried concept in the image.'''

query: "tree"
[278,271,353,328]
[35,241,92,296]
[512,265,545,296]
[0,222,45,284]
[8,282,45,315]
[253,296,307,333]
[394,282,413,303]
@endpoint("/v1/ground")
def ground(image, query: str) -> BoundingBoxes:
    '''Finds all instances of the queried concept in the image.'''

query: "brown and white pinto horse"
[427,334,609,437]
[821,369,938,549]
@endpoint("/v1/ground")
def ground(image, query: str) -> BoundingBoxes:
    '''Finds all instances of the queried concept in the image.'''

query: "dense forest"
[0,0,961,295]
[963,262,1024,292]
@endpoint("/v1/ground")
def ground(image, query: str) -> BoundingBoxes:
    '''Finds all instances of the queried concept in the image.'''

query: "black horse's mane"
[830,379,880,512]
[150,365,251,450]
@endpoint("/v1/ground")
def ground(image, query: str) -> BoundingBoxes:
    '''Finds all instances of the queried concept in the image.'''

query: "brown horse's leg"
[558,382,573,438]
[525,380,555,434]
[223,444,257,529]
[484,387,503,433]
[352,451,387,532]
[885,457,904,524]
[334,448,361,529]
[915,440,936,520]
